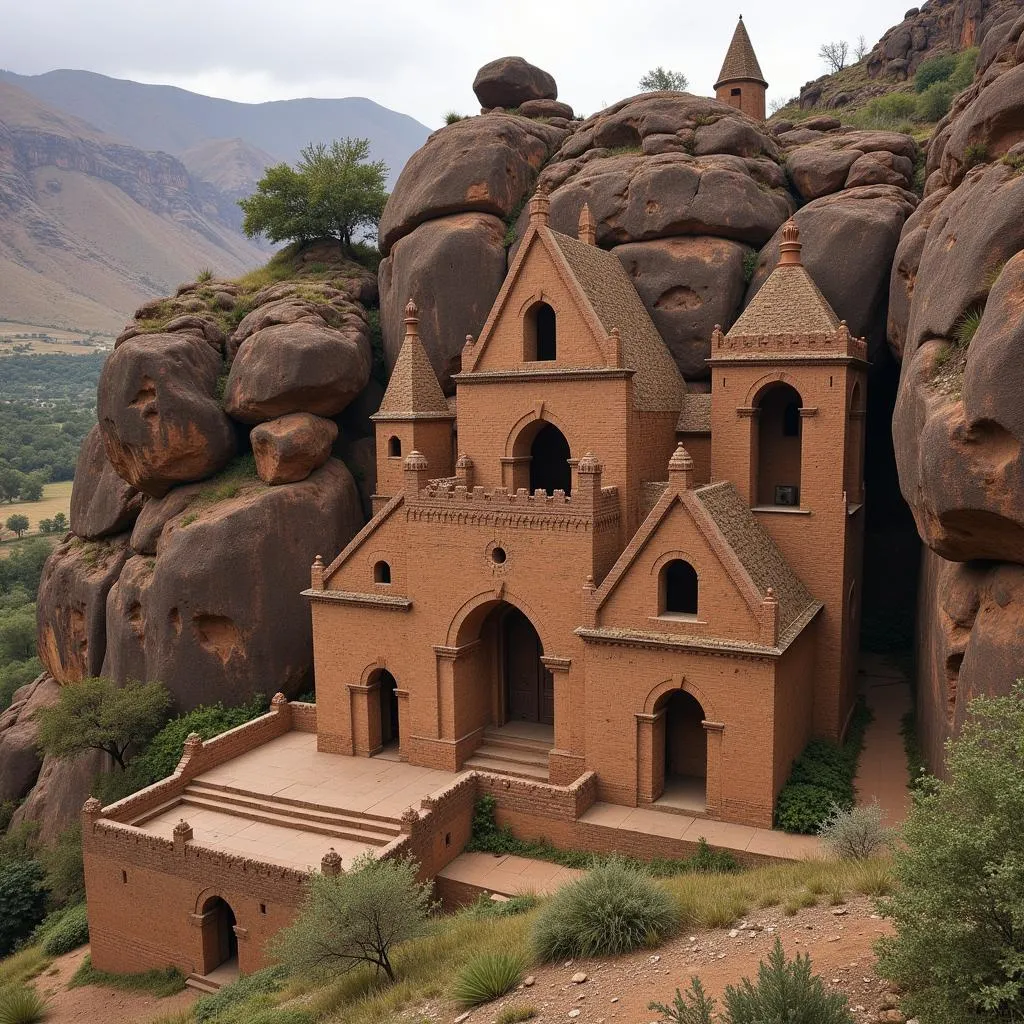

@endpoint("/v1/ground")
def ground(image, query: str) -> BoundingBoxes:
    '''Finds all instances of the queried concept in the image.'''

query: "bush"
[916,80,955,122]
[452,951,527,1006]
[247,1012,311,1024]
[950,47,979,91]
[774,783,838,834]
[532,857,679,961]
[0,861,48,956]
[39,825,84,909]
[875,681,1024,1022]
[650,938,849,1023]
[0,985,48,1024]
[818,801,891,860]
[914,52,957,91]
[855,92,919,129]
[497,1006,537,1023]
[194,966,288,1022]
[272,854,435,983]
[463,893,539,919]
[39,903,88,956]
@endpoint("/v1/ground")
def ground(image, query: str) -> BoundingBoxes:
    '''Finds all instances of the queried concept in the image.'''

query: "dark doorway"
[377,669,399,745]
[529,423,572,496]
[503,607,553,725]
[201,896,238,974]
[660,690,707,810]
[755,382,803,506]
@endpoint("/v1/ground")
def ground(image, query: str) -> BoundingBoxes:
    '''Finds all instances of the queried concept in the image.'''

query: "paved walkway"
[438,852,584,897]
[854,653,913,826]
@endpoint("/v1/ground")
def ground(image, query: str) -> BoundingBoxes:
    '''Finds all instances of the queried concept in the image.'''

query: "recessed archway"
[510,420,571,496]
[524,301,557,361]
[754,382,803,507]
[654,689,707,812]
[199,895,238,975]
[368,668,400,749]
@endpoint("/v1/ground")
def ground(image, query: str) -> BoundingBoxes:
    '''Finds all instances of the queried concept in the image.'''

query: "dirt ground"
[31,948,198,1024]
[417,896,898,1023]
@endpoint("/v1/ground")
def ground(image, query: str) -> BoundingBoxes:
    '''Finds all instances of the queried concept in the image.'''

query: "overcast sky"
[3,0,905,128]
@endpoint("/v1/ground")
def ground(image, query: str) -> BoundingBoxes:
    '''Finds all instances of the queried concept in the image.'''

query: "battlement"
[710,325,868,362]
[412,481,619,515]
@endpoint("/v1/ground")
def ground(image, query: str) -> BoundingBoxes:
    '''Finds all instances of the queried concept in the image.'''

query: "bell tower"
[708,221,868,742]
[715,15,768,121]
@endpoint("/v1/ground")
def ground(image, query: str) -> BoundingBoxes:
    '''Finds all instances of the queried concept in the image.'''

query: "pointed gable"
[716,17,768,88]
[375,300,452,419]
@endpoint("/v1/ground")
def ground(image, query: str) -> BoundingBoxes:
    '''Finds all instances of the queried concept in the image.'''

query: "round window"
[491,547,507,565]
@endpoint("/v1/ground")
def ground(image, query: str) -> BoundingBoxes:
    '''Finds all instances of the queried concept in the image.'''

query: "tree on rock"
[4,514,29,539]
[240,138,389,254]
[35,676,171,770]
[818,40,849,73]
[639,67,689,92]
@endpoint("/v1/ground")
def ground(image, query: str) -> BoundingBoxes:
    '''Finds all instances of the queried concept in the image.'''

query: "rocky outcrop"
[69,425,144,539]
[0,676,57,802]
[10,748,108,845]
[473,57,558,109]
[251,413,338,485]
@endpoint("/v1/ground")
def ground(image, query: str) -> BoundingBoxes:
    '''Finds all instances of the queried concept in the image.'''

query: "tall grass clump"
[451,951,527,1006]
[0,986,49,1024]
[533,857,679,960]
[818,802,892,860]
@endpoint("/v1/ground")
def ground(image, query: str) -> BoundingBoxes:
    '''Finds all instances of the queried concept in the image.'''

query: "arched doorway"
[500,606,553,725]
[656,690,707,811]
[199,896,238,975]
[755,382,803,507]
[529,423,571,495]
[369,668,400,751]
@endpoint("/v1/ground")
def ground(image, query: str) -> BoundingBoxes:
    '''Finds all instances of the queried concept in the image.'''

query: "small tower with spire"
[715,15,768,121]
[370,299,455,506]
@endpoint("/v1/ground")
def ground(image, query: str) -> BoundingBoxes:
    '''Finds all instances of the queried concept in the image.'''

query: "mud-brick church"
[309,191,867,827]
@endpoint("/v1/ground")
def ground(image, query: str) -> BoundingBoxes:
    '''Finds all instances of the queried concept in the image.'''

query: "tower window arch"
[660,560,699,616]
[754,382,803,506]
[374,560,391,584]
[388,436,402,458]
[524,301,557,362]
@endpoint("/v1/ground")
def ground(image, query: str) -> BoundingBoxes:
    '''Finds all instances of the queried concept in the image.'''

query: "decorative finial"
[578,203,596,245]
[313,554,324,567]
[456,452,473,469]
[321,848,344,876]
[271,692,288,709]
[766,586,777,601]
[779,219,802,267]
[577,452,602,474]
[404,299,420,339]
[405,450,428,472]
[529,183,551,226]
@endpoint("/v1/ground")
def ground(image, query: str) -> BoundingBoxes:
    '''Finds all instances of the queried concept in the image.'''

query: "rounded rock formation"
[251,413,338,485]
[472,56,557,109]
[69,425,144,540]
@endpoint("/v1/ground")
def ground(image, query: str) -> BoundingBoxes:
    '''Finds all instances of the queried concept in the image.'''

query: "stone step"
[482,729,553,754]
[471,743,549,769]
[179,793,397,846]
[185,974,221,994]
[187,779,401,826]
[184,782,402,838]
[463,754,550,782]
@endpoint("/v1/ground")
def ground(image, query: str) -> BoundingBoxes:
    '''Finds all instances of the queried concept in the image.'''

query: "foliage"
[915,52,958,91]
[650,975,717,1024]
[443,111,467,124]
[640,67,689,92]
[0,541,50,597]
[742,250,759,285]
[953,307,984,348]
[272,855,436,982]
[68,955,185,996]
[875,681,1024,1023]
[916,80,956,122]
[964,142,989,167]
[0,861,48,956]
[240,138,389,253]
[193,966,288,1022]
[497,1008,536,1024]
[818,40,849,73]
[463,893,539,919]
[775,698,872,833]
[0,986,48,1024]
[0,580,45,713]
[39,903,88,956]
[451,951,527,1006]
[532,857,679,961]
[818,801,891,859]
[35,676,170,771]
[38,825,85,909]
[853,91,919,129]
[4,516,29,539]
[468,795,738,875]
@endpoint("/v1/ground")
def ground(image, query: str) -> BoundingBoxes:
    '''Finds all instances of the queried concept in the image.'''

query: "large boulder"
[69,426,143,540]
[36,536,131,684]
[224,302,372,424]
[102,459,364,709]
[11,748,108,844]
[251,413,338,485]
[472,57,557,109]
[379,212,507,392]
[612,237,749,379]
[379,115,568,253]
[748,185,918,357]
[0,676,57,802]
[97,331,236,498]
[786,146,862,201]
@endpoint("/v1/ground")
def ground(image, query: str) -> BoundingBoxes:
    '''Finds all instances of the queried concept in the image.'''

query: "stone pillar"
[321,848,344,877]
[703,720,725,817]
[310,554,325,590]
[668,443,694,492]
[574,452,603,509]
[404,450,430,496]
[760,587,780,646]
[636,711,666,805]
[173,818,193,854]
[455,453,474,489]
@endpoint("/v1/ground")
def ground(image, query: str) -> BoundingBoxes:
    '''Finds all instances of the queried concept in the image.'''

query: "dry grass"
[0,946,51,989]
[0,481,72,542]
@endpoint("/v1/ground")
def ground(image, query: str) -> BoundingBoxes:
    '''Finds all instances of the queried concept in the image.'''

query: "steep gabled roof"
[694,481,816,639]
[375,304,452,419]
[728,265,840,338]
[715,16,768,89]
[549,229,685,411]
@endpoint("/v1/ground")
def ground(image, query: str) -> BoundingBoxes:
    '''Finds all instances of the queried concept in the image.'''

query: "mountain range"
[0,69,431,336]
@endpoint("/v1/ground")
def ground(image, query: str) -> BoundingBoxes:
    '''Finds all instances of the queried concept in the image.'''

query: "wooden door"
[505,609,542,722]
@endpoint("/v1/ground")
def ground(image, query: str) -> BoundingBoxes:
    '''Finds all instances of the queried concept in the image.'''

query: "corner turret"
[715,15,768,121]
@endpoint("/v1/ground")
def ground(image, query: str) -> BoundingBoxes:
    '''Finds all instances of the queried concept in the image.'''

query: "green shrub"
[0,985,48,1024]
[914,53,957,92]
[916,80,955,122]
[858,92,919,128]
[68,956,185,996]
[194,966,288,1022]
[774,783,838,834]
[0,861,48,956]
[817,802,891,860]
[950,47,979,91]
[39,825,84,909]
[247,1011,312,1024]
[742,250,759,284]
[952,307,984,348]
[964,142,989,168]
[650,938,849,1023]
[39,903,88,956]
[497,1006,537,1023]
[876,681,1024,1022]
[533,857,679,961]
[452,951,526,1006]
[443,111,467,125]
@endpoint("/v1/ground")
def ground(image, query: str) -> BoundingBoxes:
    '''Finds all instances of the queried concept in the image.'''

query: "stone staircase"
[166,780,403,847]
[185,973,222,994]
[464,728,550,782]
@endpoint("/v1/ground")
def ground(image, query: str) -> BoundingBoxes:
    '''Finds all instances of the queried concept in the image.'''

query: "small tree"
[51,512,68,533]
[0,466,24,504]
[818,40,850,73]
[5,514,29,539]
[240,138,389,254]
[854,35,869,61]
[37,518,53,535]
[640,67,689,92]
[35,677,170,770]
[19,473,45,502]
[875,681,1024,1022]
[272,854,435,982]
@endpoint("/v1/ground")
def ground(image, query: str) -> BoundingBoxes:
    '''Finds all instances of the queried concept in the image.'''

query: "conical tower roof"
[375,301,452,418]
[715,16,768,89]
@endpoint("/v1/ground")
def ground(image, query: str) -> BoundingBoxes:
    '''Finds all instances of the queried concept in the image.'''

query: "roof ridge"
[377,305,450,416]
[728,264,840,338]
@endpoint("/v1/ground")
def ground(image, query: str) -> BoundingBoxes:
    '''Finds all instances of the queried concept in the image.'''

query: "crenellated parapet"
[711,322,868,362]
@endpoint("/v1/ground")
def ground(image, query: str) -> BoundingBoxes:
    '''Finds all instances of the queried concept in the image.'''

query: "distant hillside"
[0,81,266,334]
[0,69,431,187]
